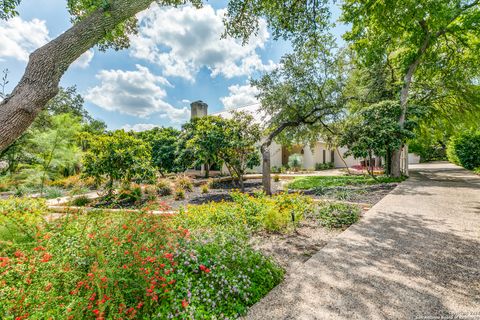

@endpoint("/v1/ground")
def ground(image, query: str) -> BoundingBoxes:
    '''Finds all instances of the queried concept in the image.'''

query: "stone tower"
[190,100,208,119]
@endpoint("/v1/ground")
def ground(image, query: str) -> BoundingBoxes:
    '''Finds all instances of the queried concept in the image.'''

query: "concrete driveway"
[246,162,480,319]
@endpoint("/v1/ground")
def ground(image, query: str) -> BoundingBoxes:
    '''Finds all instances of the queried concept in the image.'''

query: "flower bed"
[0,198,283,319]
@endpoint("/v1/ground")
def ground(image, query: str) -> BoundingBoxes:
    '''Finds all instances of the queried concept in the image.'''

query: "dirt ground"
[250,218,343,273]
[164,179,285,209]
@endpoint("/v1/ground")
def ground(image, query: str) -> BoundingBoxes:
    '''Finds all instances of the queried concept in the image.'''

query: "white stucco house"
[190,100,416,174]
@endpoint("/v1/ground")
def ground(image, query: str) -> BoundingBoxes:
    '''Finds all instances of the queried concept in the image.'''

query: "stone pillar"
[190,100,208,176]
[190,100,208,120]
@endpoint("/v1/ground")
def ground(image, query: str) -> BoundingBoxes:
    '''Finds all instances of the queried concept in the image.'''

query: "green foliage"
[175,175,193,192]
[0,0,21,20]
[224,0,331,49]
[273,174,280,182]
[177,116,226,177]
[0,208,280,318]
[200,183,209,194]
[70,195,91,207]
[116,184,143,205]
[288,175,405,190]
[218,112,261,189]
[137,127,181,176]
[174,234,284,318]
[447,130,480,170]
[342,0,480,142]
[340,100,416,175]
[83,130,155,190]
[253,45,346,148]
[287,153,302,171]
[315,162,334,170]
[30,113,83,192]
[157,179,173,196]
[316,202,360,228]
[174,187,186,201]
[0,197,46,243]
[176,192,313,235]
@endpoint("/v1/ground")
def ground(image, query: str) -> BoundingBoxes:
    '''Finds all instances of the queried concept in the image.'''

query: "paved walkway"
[247,162,480,319]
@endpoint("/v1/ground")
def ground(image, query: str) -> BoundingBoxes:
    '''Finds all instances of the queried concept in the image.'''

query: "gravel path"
[246,162,480,320]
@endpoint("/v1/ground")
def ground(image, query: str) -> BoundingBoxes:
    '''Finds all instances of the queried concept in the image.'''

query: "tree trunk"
[335,147,350,174]
[0,0,156,152]
[239,175,245,193]
[391,31,431,177]
[261,144,272,195]
[205,163,210,178]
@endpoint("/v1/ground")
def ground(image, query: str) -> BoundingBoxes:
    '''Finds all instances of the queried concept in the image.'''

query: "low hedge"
[447,130,480,170]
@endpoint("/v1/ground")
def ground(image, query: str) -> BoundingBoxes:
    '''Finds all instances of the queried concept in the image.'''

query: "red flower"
[41,253,52,263]
[199,264,206,271]
[181,299,189,308]
[92,309,100,316]
[205,268,211,273]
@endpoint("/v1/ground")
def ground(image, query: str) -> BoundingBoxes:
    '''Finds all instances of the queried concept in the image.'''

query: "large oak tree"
[341,0,480,176]
[0,0,334,152]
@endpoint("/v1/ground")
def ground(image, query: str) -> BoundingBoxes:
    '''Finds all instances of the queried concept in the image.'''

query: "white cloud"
[131,4,276,81]
[122,123,159,132]
[72,49,94,68]
[220,83,260,109]
[85,64,189,121]
[0,17,50,61]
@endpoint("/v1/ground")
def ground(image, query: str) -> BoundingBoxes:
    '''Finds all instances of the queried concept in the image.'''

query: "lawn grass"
[288,175,405,190]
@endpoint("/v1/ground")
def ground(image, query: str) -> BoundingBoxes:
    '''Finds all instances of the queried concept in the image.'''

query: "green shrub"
[271,166,281,173]
[43,186,64,199]
[174,187,185,200]
[174,234,284,318]
[316,202,360,228]
[447,131,480,170]
[315,162,334,170]
[117,184,143,204]
[474,167,480,175]
[157,179,173,196]
[0,198,47,243]
[70,195,91,207]
[273,174,280,182]
[201,183,209,194]
[175,175,193,192]
[143,184,157,201]
[288,153,303,171]
[177,192,313,234]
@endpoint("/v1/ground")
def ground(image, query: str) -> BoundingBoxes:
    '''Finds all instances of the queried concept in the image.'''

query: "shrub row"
[447,130,480,171]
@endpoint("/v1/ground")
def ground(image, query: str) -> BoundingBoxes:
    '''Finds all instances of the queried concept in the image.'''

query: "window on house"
[322,150,326,164]
[330,150,335,163]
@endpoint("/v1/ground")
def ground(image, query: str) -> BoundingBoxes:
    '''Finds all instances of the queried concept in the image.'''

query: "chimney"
[190,100,208,120]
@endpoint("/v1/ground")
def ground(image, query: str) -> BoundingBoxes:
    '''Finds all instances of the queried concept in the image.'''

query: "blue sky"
[0,0,346,131]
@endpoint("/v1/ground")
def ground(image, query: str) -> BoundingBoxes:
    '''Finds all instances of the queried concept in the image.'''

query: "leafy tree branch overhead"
[0,0,331,152]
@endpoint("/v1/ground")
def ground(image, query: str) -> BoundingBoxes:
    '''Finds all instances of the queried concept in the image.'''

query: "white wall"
[334,147,360,168]
[408,153,421,164]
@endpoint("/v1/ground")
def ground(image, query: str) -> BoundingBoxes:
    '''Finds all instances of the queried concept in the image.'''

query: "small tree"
[340,101,415,176]
[30,113,82,194]
[83,130,154,192]
[137,127,181,177]
[177,116,226,178]
[219,112,261,192]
